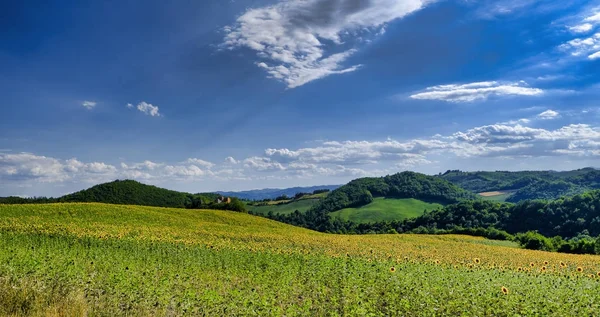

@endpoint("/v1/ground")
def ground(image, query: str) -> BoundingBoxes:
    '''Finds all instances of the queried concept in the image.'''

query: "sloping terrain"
[0,180,245,211]
[311,171,476,222]
[247,198,320,215]
[1,203,600,315]
[330,198,442,223]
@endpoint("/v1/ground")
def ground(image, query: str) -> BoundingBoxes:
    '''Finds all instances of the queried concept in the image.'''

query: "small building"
[216,196,231,204]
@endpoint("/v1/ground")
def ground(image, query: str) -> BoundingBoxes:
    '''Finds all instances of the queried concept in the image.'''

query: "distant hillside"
[1,180,246,212]
[247,199,320,216]
[440,168,600,202]
[215,185,340,200]
[313,171,478,214]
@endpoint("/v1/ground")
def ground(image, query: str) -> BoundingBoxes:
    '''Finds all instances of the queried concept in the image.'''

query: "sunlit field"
[330,198,443,223]
[1,203,600,316]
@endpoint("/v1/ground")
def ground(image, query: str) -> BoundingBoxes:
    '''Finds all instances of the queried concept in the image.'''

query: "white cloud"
[409,81,544,102]
[503,118,531,125]
[585,12,600,23]
[128,101,161,117]
[223,0,427,88]
[558,5,600,60]
[560,33,600,57]
[589,51,600,60]
[65,159,116,174]
[121,160,162,171]
[569,23,593,33]
[4,120,600,192]
[473,0,539,19]
[224,156,239,164]
[184,158,215,169]
[0,153,67,182]
[82,101,97,110]
[0,153,117,183]
[164,165,207,178]
[256,122,600,173]
[243,156,285,171]
[535,75,565,82]
[537,109,560,120]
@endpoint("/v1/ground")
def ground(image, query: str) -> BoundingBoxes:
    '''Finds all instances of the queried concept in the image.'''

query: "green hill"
[397,189,600,242]
[330,198,442,223]
[58,180,197,208]
[313,171,477,216]
[0,180,246,212]
[247,198,320,215]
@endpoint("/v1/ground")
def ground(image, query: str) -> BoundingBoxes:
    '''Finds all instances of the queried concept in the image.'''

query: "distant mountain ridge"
[215,185,341,200]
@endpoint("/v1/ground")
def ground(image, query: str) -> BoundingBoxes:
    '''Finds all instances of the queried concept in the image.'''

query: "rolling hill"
[1,203,600,315]
[312,171,477,220]
[246,198,320,215]
[440,168,600,202]
[330,197,443,223]
[0,180,246,212]
[58,179,198,208]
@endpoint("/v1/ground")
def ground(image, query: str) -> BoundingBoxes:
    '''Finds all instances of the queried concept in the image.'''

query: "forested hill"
[313,171,478,213]
[0,180,246,212]
[439,168,600,202]
[397,189,600,240]
[59,180,196,208]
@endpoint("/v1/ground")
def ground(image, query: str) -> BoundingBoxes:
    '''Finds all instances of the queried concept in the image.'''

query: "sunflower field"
[0,203,599,316]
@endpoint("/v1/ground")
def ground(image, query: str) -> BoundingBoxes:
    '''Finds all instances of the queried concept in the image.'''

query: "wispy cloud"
[537,109,560,120]
[409,81,543,103]
[127,102,161,117]
[559,32,600,59]
[569,23,594,33]
[473,0,539,19]
[224,157,239,164]
[557,5,600,61]
[82,101,97,110]
[222,0,428,88]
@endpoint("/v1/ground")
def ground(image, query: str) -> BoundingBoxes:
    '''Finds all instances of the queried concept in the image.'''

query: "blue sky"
[1,0,600,197]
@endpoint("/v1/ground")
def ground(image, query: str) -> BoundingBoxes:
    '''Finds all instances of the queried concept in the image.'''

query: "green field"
[480,193,512,202]
[246,198,319,215]
[478,191,514,202]
[330,198,443,223]
[1,203,600,316]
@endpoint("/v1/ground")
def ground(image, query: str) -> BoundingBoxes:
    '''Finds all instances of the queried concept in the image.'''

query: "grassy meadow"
[1,203,600,316]
[246,198,319,215]
[330,198,443,223]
